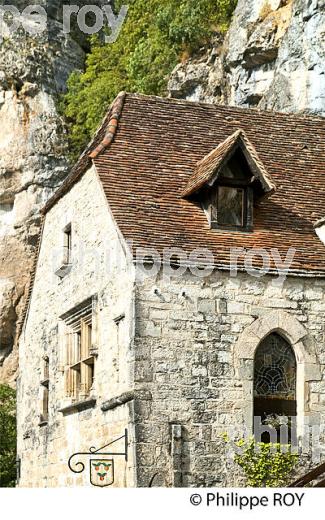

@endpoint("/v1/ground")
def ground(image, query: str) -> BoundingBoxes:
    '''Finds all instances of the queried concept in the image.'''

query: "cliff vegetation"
[63,0,237,156]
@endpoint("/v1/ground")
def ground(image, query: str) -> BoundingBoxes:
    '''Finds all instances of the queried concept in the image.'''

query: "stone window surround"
[54,222,73,279]
[58,296,99,412]
[235,309,321,439]
[39,355,50,426]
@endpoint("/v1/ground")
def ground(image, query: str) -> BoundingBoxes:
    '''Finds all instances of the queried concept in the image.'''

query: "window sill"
[101,390,135,412]
[59,397,96,415]
[54,263,72,279]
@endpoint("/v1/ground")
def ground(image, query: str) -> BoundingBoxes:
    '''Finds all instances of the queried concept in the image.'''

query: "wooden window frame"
[64,310,95,401]
[55,223,73,278]
[210,181,253,232]
[253,333,297,443]
[63,223,72,265]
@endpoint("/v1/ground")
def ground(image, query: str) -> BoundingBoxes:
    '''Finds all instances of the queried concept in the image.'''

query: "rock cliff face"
[168,0,325,116]
[0,1,86,383]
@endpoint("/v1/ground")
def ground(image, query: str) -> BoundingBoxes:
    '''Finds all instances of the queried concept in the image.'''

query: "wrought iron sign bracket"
[68,429,128,487]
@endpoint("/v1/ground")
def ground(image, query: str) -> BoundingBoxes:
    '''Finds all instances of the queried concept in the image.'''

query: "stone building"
[17,93,325,487]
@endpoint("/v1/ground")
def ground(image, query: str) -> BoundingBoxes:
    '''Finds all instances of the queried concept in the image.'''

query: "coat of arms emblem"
[90,459,114,487]
[68,429,128,487]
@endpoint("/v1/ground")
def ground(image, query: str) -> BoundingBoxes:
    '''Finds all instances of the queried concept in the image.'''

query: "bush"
[63,0,238,158]
[0,384,16,487]
[232,437,298,487]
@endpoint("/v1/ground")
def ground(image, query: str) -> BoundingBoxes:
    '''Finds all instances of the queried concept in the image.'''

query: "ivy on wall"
[62,0,237,157]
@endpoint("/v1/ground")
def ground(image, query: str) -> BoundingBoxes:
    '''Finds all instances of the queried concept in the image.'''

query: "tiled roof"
[182,129,276,197]
[89,92,126,159]
[92,93,325,275]
[45,93,325,276]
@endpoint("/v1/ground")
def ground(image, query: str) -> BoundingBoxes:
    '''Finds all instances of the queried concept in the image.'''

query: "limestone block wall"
[17,166,137,487]
[133,269,325,487]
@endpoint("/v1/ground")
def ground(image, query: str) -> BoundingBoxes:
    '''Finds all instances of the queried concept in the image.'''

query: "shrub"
[0,384,17,487]
[232,437,298,487]
[63,0,238,158]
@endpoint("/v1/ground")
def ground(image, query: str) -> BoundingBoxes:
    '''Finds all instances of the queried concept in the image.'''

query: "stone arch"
[235,310,321,437]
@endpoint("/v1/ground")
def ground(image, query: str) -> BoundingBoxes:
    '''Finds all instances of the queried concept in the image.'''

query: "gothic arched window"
[254,333,296,441]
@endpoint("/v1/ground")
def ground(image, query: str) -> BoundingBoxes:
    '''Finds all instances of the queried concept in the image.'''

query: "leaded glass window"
[254,333,296,400]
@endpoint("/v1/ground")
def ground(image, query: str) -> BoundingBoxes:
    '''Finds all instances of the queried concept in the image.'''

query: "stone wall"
[17,165,325,487]
[133,268,325,487]
[17,166,137,487]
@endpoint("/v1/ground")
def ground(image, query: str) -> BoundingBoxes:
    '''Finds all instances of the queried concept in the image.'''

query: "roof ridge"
[196,129,243,167]
[237,129,275,191]
[89,91,126,159]
[125,92,325,122]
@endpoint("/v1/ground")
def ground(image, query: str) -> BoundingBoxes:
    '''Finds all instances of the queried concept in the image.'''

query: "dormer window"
[181,129,276,233]
[207,148,254,231]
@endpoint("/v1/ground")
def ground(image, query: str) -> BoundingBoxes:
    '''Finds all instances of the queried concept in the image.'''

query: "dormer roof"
[182,129,276,197]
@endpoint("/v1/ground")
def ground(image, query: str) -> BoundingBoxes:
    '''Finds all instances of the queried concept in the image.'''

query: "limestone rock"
[0,1,86,383]
[168,0,325,117]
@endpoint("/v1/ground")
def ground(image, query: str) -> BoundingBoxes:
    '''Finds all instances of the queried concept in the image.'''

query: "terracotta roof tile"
[42,91,126,214]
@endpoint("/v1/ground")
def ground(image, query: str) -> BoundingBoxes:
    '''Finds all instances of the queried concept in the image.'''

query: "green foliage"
[63,0,237,157]
[233,437,298,487]
[0,385,16,487]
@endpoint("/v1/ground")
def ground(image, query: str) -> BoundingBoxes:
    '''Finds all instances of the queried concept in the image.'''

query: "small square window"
[55,224,73,277]
[208,183,252,231]
[40,356,49,425]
